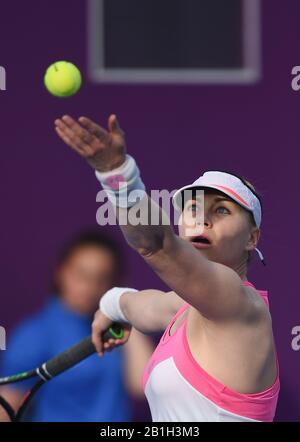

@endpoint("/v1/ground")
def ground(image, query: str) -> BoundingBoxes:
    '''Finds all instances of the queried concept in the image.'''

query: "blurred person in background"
[0,230,153,422]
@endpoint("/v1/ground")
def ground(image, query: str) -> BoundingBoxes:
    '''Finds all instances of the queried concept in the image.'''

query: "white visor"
[172,170,262,228]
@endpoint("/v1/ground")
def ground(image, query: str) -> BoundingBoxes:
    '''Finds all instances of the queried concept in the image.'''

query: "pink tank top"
[142,281,280,422]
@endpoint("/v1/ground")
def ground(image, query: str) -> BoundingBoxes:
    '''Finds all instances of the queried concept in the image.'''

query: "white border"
[88,0,261,84]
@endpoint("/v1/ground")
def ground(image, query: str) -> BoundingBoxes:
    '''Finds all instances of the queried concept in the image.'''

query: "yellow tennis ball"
[44,61,82,97]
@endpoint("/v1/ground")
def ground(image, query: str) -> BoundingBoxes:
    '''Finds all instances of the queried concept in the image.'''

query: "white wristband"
[99,287,138,323]
[95,154,146,208]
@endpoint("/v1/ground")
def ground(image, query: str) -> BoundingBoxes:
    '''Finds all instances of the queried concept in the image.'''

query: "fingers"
[91,325,104,356]
[103,338,122,352]
[62,115,95,144]
[55,126,72,145]
[55,124,87,153]
[91,321,130,357]
[108,114,123,135]
[54,115,113,161]
[104,327,131,350]
[91,312,105,356]
[92,330,123,356]
[91,310,125,357]
[55,117,95,156]
[78,116,108,140]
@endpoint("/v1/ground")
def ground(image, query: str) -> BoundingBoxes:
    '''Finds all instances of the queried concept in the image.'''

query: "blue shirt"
[0,297,132,422]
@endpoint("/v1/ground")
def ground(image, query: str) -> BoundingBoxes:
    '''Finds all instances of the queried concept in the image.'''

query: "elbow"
[139,230,178,258]
[127,231,166,257]
[137,245,161,258]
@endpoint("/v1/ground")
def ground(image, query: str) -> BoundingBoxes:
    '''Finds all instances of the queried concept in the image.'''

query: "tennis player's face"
[56,246,116,315]
[178,190,259,269]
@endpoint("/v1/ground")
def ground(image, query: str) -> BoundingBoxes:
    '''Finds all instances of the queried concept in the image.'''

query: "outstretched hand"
[54,114,127,172]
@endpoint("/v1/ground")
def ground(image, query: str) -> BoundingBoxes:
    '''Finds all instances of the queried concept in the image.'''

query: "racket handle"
[39,323,125,379]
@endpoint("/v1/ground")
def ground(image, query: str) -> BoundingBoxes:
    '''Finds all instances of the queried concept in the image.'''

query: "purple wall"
[0,0,299,421]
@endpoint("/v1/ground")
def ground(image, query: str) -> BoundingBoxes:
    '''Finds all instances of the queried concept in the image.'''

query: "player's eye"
[216,206,230,214]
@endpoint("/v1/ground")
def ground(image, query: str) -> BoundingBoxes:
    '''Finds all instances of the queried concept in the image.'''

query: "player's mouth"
[189,234,212,249]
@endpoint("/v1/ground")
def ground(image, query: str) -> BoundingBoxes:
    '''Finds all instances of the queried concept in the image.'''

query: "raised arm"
[55,115,258,323]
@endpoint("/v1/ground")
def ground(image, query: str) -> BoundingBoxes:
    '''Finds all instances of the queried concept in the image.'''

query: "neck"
[233,256,248,281]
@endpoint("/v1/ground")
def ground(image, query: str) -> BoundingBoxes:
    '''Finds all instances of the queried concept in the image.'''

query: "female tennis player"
[54,114,280,422]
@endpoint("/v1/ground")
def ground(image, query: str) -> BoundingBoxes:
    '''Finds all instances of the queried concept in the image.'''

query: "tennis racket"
[0,323,125,422]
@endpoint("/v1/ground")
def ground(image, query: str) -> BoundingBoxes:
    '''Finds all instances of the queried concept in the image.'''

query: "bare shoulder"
[243,285,272,325]
[188,283,272,329]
